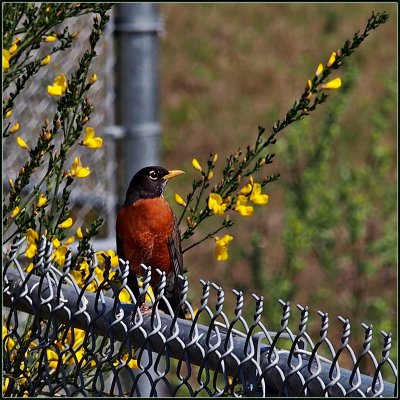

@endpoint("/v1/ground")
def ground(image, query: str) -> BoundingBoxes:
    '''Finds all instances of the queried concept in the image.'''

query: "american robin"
[116,166,186,317]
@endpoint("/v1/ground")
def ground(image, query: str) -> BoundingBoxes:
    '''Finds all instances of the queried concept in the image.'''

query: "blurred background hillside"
[3,2,396,373]
[158,3,397,363]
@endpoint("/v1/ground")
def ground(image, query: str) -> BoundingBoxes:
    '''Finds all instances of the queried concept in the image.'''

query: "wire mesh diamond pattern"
[2,235,397,397]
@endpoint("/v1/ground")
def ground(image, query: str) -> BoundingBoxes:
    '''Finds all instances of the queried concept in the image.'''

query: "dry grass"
[158,3,397,347]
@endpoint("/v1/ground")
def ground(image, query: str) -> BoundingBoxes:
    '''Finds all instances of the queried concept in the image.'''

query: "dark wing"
[164,215,186,316]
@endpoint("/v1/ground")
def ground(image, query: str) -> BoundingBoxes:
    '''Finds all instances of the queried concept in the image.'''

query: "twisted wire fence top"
[2,235,397,397]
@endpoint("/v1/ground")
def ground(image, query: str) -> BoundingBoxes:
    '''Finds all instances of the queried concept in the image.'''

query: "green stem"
[192,176,208,216]
[182,223,228,254]
[177,189,195,226]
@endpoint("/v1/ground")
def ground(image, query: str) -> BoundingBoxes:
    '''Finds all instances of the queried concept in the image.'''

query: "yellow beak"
[164,169,185,180]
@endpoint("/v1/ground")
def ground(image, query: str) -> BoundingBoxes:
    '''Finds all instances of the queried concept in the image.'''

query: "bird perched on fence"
[116,166,186,317]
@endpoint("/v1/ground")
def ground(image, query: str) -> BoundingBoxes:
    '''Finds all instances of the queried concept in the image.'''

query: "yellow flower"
[11,37,21,46]
[25,228,39,259]
[137,281,155,303]
[3,49,10,70]
[25,263,34,273]
[89,73,97,84]
[5,109,12,118]
[69,157,91,178]
[52,244,67,266]
[123,353,139,369]
[212,153,218,163]
[239,176,254,196]
[249,183,269,205]
[42,130,52,140]
[174,193,186,207]
[97,250,119,267]
[58,217,73,229]
[126,357,139,369]
[93,258,116,284]
[47,73,67,96]
[208,193,228,215]
[26,229,38,243]
[234,195,254,217]
[71,260,89,287]
[8,45,17,56]
[184,308,199,320]
[119,288,132,303]
[214,235,234,261]
[321,77,342,90]
[239,184,252,196]
[145,285,155,304]
[40,55,51,66]
[80,127,103,149]
[207,171,214,180]
[114,353,139,369]
[315,63,324,77]
[76,227,84,239]
[37,193,47,207]
[3,325,16,351]
[9,43,18,54]
[327,51,337,67]
[46,349,59,370]
[2,377,9,394]
[58,328,86,365]
[10,122,20,133]
[44,33,57,42]
[66,328,86,347]
[75,347,86,364]
[192,158,202,172]
[17,136,29,149]
[25,243,37,258]
[11,207,20,218]
[64,235,75,245]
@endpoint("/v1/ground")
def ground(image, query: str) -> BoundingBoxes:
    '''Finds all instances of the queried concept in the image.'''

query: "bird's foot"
[139,304,152,314]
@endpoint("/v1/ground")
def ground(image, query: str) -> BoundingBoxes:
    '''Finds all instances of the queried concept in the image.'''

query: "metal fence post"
[113,6,165,395]
[114,3,163,203]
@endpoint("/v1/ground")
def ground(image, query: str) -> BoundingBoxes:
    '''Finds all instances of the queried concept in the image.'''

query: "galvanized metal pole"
[113,6,165,395]
[114,3,163,202]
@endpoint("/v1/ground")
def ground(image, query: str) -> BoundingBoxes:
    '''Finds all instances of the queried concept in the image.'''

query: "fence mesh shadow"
[2,235,397,397]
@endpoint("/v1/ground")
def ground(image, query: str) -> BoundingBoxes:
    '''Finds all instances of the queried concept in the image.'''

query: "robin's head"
[124,166,184,206]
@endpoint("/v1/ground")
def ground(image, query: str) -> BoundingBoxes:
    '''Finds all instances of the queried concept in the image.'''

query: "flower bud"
[192,158,202,172]
[89,73,97,84]
[327,51,337,67]
[174,193,186,207]
[40,55,51,66]
[315,63,324,77]
[321,77,342,90]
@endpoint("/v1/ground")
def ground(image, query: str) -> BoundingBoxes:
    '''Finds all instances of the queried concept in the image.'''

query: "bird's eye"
[149,170,158,180]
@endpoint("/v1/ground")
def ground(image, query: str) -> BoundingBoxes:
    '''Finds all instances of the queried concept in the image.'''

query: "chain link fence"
[3,235,397,397]
[3,11,117,242]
